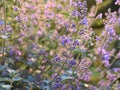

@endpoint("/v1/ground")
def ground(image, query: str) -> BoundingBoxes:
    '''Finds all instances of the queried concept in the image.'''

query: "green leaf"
[7,68,17,77]
[89,66,101,85]
[0,77,12,83]
[74,48,85,53]
[26,75,35,82]
[7,68,16,74]
[12,77,23,82]
[73,48,86,57]
[61,75,74,81]
[0,84,11,90]
[0,66,6,71]
[60,12,69,17]
[44,0,48,3]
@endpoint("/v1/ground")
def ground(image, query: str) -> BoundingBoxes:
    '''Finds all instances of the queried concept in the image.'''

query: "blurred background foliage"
[0,0,119,29]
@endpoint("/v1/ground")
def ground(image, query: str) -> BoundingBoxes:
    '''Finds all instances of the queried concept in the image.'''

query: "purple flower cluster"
[68,59,76,66]
[0,0,120,89]
[53,82,62,89]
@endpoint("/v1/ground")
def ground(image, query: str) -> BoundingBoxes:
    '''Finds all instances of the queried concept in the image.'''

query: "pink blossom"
[115,0,120,5]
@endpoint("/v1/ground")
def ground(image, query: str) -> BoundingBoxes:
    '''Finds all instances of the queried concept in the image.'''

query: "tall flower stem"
[63,4,99,89]
[87,5,98,30]
[51,14,73,83]
[2,0,6,65]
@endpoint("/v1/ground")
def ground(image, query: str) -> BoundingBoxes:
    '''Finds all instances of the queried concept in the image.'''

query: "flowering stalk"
[62,54,82,85]
[97,31,108,69]
[51,13,73,83]
[109,53,120,68]
[1,0,6,65]
[63,3,100,88]
[62,19,83,85]
[51,50,73,83]
[87,5,98,30]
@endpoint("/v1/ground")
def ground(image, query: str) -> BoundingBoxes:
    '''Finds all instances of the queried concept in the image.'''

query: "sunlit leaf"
[0,84,11,90]
[12,77,23,82]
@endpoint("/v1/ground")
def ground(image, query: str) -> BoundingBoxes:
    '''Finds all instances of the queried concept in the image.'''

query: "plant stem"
[63,4,99,89]
[109,55,118,68]
[51,57,67,83]
[3,0,6,28]
[2,0,6,65]
[87,5,98,30]
[51,14,73,83]
[63,56,83,89]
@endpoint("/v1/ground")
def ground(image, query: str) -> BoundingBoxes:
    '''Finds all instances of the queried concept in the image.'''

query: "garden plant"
[0,0,120,90]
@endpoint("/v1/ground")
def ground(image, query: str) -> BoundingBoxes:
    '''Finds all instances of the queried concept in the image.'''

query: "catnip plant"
[0,0,120,90]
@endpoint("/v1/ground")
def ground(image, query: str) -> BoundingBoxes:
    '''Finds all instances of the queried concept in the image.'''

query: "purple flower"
[57,4,62,9]
[76,86,81,90]
[71,23,76,28]
[46,23,51,28]
[72,10,80,17]
[68,59,76,66]
[38,31,41,36]
[61,36,71,46]
[54,55,61,62]
[62,84,67,90]
[39,49,47,56]
[73,40,80,46]
[102,60,110,67]
[117,84,120,89]
[6,25,13,33]
[105,25,116,36]
[15,16,21,23]
[107,74,117,81]
[9,49,14,55]
[113,68,120,73]
[16,50,22,56]
[117,52,120,58]
[14,6,19,11]
[80,17,88,25]
[105,9,117,24]
[96,13,103,19]
[77,2,83,7]
[53,83,62,89]
[0,20,4,25]
[99,49,107,55]
[102,54,110,60]
[83,0,87,7]
[15,56,20,61]
[115,0,120,5]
